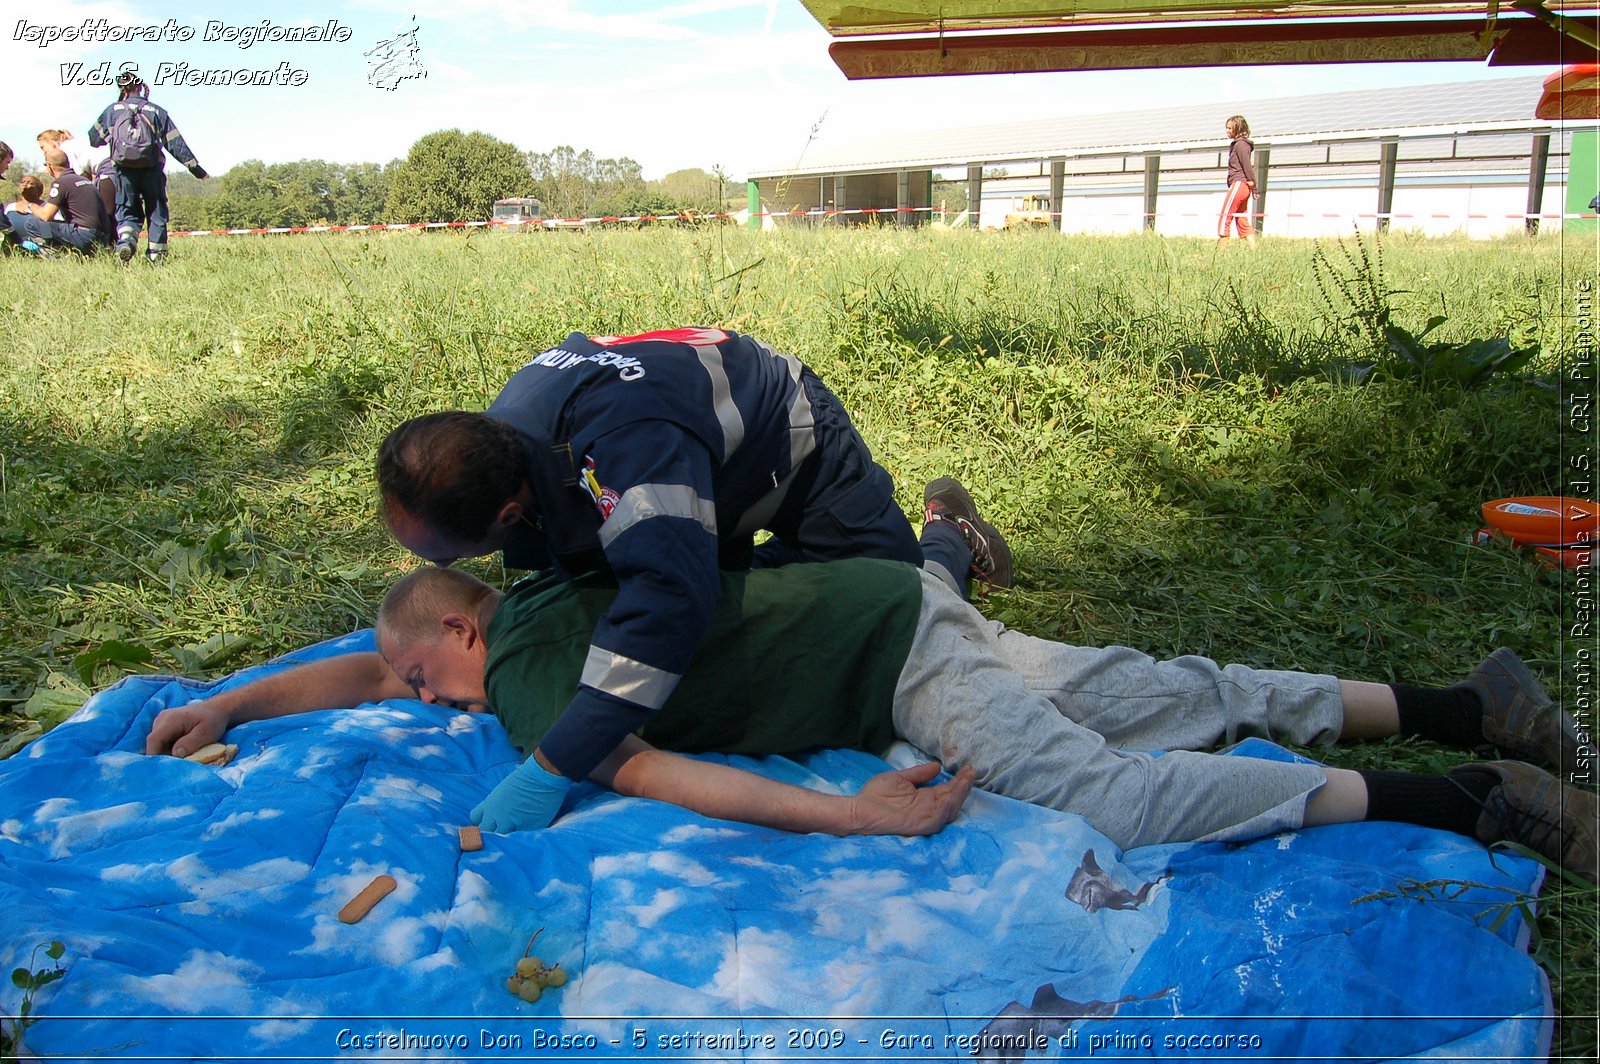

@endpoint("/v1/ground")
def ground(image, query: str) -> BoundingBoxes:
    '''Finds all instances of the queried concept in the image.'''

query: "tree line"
[2,129,738,232]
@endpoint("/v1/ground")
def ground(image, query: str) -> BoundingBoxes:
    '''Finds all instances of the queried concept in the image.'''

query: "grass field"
[1,225,1595,1054]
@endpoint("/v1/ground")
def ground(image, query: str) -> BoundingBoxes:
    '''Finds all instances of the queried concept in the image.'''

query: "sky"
[0,0,1550,181]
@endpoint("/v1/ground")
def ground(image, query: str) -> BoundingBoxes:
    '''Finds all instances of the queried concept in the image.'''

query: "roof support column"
[833,174,847,226]
[1377,140,1398,234]
[897,169,911,227]
[966,164,983,228]
[1142,153,1160,231]
[1526,133,1551,236]
[1253,146,1270,237]
[1049,157,1065,232]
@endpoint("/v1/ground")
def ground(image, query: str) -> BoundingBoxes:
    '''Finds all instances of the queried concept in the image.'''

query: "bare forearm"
[604,745,852,833]
[593,737,971,837]
[210,653,406,724]
[146,652,408,756]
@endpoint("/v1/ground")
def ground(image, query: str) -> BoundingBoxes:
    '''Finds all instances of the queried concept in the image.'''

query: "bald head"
[43,147,68,171]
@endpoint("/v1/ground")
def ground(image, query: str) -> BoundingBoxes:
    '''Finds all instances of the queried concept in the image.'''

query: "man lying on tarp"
[145,544,1594,877]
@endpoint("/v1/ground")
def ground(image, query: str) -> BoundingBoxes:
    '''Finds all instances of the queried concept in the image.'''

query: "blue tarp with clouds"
[1,633,1551,1061]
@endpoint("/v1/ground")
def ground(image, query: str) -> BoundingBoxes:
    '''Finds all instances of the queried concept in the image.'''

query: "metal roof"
[796,0,1594,34]
[796,3,1599,77]
[747,73,1578,178]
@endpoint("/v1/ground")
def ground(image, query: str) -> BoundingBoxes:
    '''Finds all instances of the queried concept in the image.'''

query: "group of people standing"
[1,70,205,262]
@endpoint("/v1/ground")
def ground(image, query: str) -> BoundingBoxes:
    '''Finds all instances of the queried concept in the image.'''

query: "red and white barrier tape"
[167,205,1600,237]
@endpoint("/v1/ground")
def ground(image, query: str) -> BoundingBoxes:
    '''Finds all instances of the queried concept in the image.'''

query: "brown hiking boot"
[1449,761,1598,882]
[924,477,1013,590]
[1456,648,1590,779]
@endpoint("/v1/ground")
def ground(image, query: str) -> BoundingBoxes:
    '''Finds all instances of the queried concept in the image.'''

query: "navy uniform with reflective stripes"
[88,90,205,257]
[485,327,920,780]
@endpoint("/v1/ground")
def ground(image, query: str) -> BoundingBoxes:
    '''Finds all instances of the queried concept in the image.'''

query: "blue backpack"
[108,101,161,168]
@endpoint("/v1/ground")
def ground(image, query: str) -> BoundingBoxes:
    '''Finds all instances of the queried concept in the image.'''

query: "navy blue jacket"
[486,328,821,779]
[88,96,203,172]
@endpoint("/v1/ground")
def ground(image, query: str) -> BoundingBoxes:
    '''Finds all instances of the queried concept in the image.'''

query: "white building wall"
[976,199,1012,231]
[1063,194,1147,235]
[1153,190,1228,237]
[978,176,1567,238]
[1387,186,1477,237]
[1266,187,1383,237]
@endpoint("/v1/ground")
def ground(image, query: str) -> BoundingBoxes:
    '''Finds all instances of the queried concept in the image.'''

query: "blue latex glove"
[471,755,572,833]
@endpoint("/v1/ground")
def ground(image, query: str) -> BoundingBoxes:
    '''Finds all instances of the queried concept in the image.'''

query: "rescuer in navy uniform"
[8,147,113,253]
[88,70,208,263]
[376,327,1012,831]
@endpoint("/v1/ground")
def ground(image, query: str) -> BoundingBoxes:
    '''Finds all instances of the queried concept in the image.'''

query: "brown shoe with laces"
[1456,648,1590,779]
[1449,760,1598,881]
[924,477,1013,590]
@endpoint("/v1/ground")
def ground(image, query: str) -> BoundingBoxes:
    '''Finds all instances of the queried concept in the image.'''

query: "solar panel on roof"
[747,74,1557,176]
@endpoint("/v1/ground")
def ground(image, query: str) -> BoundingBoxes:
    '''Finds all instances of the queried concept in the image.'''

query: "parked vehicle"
[1005,194,1055,229]
[491,197,545,230]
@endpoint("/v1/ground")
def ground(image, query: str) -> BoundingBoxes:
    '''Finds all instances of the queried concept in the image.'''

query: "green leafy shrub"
[1311,231,1540,386]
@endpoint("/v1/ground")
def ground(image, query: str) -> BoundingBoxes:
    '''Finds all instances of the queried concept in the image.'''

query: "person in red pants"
[1218,114,1258,247]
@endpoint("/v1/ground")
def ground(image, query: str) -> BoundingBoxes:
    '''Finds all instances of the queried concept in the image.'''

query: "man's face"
[378,628,491,713]
[385,504,511,568]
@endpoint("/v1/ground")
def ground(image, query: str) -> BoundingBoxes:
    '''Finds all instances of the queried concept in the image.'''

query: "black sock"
[1360,769,1494,837]
[1391,684,1485,749]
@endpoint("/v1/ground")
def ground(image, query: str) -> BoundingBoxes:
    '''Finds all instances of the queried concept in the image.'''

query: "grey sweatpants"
[890,571,1341,850]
